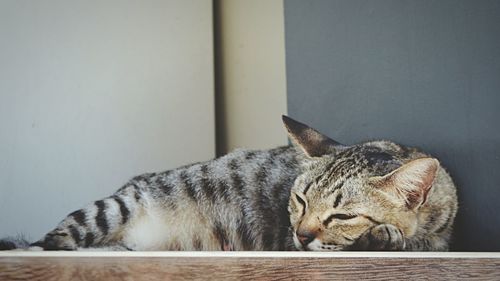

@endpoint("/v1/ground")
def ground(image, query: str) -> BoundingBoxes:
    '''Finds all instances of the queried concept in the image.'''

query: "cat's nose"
[296,231,316,246]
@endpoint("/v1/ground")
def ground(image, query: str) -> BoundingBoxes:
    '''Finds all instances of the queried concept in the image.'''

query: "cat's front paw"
[352,224,406,251]
[368,224,405,250]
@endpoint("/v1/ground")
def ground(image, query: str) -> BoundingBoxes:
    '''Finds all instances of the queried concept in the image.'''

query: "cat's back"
[146,145,299,197]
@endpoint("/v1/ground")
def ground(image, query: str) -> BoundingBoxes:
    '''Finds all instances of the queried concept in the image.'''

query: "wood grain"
[1,254,499,281]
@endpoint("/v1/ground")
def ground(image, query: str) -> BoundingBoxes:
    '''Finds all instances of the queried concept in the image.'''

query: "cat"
[1,116,458,251]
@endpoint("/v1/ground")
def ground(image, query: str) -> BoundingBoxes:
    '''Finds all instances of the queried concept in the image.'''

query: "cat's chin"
[294,238,343,251]
[303,246,343,251]
[307,244,343,251]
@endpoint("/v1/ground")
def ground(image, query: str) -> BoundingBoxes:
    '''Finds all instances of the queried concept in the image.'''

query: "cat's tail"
[0,235,31,250]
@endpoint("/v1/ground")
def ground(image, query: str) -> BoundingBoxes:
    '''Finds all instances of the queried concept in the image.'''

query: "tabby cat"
[1,116,458,251]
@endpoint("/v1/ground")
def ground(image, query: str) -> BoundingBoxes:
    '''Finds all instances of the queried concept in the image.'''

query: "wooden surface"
[1,252,499,280]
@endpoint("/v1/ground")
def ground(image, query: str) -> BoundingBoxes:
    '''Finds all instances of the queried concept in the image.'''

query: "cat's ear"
[370,158,439,210]
[282,115,344,157]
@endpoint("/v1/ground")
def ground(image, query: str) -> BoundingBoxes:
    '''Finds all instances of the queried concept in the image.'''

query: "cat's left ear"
[370,158,439,210]
[282,115,344,157]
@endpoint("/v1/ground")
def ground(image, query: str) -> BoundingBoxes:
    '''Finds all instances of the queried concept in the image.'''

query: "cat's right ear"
[282,115,344,157]
[370,158,439,210]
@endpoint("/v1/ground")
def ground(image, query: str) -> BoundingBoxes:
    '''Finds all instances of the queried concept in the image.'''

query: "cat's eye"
[294,193,306,208]
[323,213,358,227]
[331,214,357,220]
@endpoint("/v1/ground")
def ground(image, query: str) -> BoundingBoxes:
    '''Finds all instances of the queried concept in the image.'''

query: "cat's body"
[30,146,300,251]
[2,117,458,251]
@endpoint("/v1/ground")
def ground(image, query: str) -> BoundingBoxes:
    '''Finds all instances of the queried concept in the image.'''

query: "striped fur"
[21,116,457,251]
[30,146,299,251]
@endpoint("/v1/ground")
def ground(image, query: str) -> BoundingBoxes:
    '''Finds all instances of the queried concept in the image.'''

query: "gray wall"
[0,0,215,240]
[285,0,500,251]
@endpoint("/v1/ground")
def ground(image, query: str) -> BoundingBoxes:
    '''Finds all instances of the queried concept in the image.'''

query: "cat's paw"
[367,224,406,251]
[30,229,78,250]
[351,224,405,251]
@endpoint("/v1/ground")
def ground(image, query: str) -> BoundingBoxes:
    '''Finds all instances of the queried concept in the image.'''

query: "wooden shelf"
[1,252,499,280]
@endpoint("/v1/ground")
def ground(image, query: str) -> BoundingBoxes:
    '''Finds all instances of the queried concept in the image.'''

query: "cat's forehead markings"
[322,181,344,199]
[332,191,343,208]
[307,143,402,198]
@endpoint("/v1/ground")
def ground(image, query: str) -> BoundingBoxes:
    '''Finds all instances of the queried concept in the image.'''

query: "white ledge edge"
[0,251,499,259]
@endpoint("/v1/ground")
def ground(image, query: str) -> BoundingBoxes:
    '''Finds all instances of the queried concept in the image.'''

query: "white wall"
[0,0,214,239]
[215,0,288,154]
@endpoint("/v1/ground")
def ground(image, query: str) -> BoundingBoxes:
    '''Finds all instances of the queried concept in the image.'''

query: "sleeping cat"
[1,116,458,251]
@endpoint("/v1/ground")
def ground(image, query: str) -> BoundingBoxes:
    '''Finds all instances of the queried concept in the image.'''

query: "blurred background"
[0,0,499,251]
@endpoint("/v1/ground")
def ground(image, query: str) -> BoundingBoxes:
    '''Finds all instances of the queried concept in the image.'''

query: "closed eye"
[295,193,306,208]
[332,214,357,220]
[294,193,307,216]
[323,213,358,227]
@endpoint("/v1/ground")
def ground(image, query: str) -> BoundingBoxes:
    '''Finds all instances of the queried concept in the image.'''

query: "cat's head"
[283,116,439,251]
